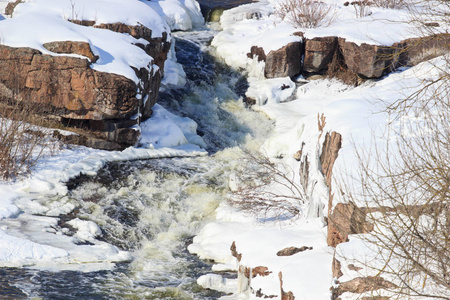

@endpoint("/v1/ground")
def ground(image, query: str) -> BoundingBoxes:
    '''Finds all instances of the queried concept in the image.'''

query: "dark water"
[196,0,255,21]
[196,0,255,10]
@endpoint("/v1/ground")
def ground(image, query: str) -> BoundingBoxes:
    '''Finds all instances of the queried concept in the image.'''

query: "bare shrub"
[228,149,312,220]
[0,100,60,181]
[372,0,408,9]
[0,61,60,181]
[341,52,450,298]
[351,0,372,18]
[274,0,336,28]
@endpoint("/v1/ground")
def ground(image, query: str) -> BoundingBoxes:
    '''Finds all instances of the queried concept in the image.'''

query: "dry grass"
[275,0,336,29]
[0,100,61,181]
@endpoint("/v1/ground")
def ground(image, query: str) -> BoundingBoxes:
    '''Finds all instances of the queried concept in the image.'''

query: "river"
[0,16,274,300]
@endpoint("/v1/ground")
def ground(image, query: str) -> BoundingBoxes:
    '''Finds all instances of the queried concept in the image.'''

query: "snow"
[0,0,204,84]
[0,0,446,297]
[187,1,448,299]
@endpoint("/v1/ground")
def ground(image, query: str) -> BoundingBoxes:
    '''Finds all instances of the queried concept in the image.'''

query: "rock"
[339,38,396,78]
[265,41,303,79]
[303,36,338,73]
[0,21,170,149]
[394,34,450,67]
[327,202,374,247]
[243,266,271,278]
[5,0,22,16]
[230,241,242,262]
[43,41,99,63]
[247,46,266,62]
[348,264,363,272]
[70,21,171,78]
[320,131,342,223]
[332,276,397,298]
[276,246,313,256]
[332,252,343,279]
[320,131,342,190]
[279,272,295,300]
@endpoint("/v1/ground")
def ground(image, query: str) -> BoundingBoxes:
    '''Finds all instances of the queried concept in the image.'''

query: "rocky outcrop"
[304,36,338,73]
[69,20,171,111]
[43,41,99,63]
[264,42,303,78]
[0,22,170,150]
[339,39,396,78]
[327,202,374,247]
[253,33,450,80]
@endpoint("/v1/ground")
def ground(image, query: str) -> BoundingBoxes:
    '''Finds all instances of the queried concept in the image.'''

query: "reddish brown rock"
[276,246,312,256]
[348,264,363,272]
[5,0,22,16]
[243,266,271,278]
[394,34,450,67]
[339,38,396,78]
[265,41,303,79]
[327,202,374,247]
[70,20,171,75]
[320,131,342,221]
[303,36,338,73]
[0,20,170,149]
[43,41,99,63]
[247,46,266,62]
[279,272,295,300]
[332,276,397,298]
[332,253,343,279]
[230,241,242,262]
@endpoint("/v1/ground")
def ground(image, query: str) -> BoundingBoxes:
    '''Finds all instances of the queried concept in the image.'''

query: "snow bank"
[189,203,333,298]
[145,0,204,31]
[139,104,207,149]
[187,1,449,298]
[0,0,204,84]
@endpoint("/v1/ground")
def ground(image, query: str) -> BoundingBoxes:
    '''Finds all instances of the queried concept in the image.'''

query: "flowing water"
[0,22,274,299]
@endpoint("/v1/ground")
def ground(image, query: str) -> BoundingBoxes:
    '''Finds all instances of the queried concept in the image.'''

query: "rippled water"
[1,21,273,299]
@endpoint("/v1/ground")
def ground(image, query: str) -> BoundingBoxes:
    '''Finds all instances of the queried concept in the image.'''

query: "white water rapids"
[0,28,274,299]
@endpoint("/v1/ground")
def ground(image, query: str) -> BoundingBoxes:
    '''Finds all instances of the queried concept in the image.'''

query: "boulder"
[303,36,338,73]
[339,38,396,78]
[43,41,99,63]
[247,46,266,62]
[265,41,303,78]
[394,34,450,67]
[327,202,374,247]
[332,276,397,299]
[0,21,171,149]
